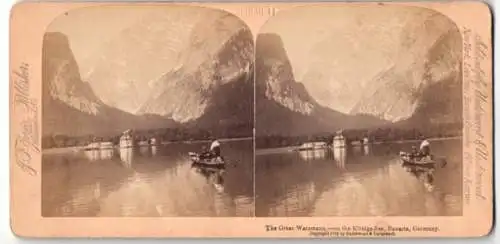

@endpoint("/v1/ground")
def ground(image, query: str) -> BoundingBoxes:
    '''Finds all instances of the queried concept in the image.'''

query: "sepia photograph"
[41,5,255,217]
[255,5,463,217]
[9,1,493,238]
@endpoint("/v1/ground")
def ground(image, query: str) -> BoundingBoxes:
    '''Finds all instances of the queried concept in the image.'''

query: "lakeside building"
[119,129,134,148]
[333,130,347,148]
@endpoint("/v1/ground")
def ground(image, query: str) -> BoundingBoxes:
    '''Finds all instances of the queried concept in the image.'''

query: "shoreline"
[42,137,254,155]
[369,136,462,145]
[255,136,462,155]
[42,136,461,155]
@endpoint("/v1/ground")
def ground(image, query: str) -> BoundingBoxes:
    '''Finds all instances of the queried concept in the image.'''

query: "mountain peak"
[137,21,254,123]
[42,32,102,116]
[256,33,316,115]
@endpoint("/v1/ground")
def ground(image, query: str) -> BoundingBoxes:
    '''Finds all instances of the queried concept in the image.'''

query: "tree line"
[256,122,463,149]
[42,123,253,149]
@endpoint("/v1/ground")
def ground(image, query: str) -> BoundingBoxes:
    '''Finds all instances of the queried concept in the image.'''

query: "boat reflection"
[296,146,349,169]
[363,145,370,156]
[139,146,150,156]
[191,164,226,193]
[351,144,363,154]
[298,149,327,160]
[119,147,134,168]
[333,147,346,169]
[84,149,114,161]
[401,163,436,192]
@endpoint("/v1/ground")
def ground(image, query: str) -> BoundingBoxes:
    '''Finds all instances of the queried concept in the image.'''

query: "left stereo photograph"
[41,5,255,217]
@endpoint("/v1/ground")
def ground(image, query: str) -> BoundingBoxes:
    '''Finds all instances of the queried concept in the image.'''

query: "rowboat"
[399,151,437,168]
[188,152,226,169]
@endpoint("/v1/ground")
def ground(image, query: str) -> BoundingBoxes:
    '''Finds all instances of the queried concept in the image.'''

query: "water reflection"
[402,163,436,192]
[119,147,134,168]
[151,146,158,156]
[84,149,114,161]
[139,146,150,156]
[333,147,347,169]
[351,145,363,154]
[191,166,226,193]
[298,149,327,160]
[363,145,370,156]
[42,140,254,217]
[256,139,462,217]
[313,161,451,216]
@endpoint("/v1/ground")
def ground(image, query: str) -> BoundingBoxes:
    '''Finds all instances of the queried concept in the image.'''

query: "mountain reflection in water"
[42,140,254,217]
[255,139,462,217]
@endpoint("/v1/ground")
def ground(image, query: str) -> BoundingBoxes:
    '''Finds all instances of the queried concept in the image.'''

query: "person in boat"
[209,139,221,158]
[407,146,423,160]
[199,139,221,160]
[409,146,420,158]
[199,146,211,159]
[419,139,431,159]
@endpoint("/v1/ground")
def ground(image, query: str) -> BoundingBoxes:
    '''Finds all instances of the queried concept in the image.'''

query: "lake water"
[42,138,463,217]
[42,140,254,217]
[255,139,463,217]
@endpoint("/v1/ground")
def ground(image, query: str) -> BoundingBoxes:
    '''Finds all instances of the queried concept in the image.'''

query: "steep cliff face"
[84,8,254,126]
[42,32,103,116]
[255,10,462,136]
[256,33,315,115]
[138,25,254,123]
[42,32,107,136]
[42,32,175,137]
[255,33,387,136]
[188,64,254,137]
[83,9,204,113]
[43,10,254,138]
[349,13,462,122]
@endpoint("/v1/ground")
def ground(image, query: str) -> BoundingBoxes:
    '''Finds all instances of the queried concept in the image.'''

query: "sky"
[46,6,148,75]
[45,5,249,78]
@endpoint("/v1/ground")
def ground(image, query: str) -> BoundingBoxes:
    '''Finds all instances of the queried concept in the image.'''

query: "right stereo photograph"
[254,5,463,217]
